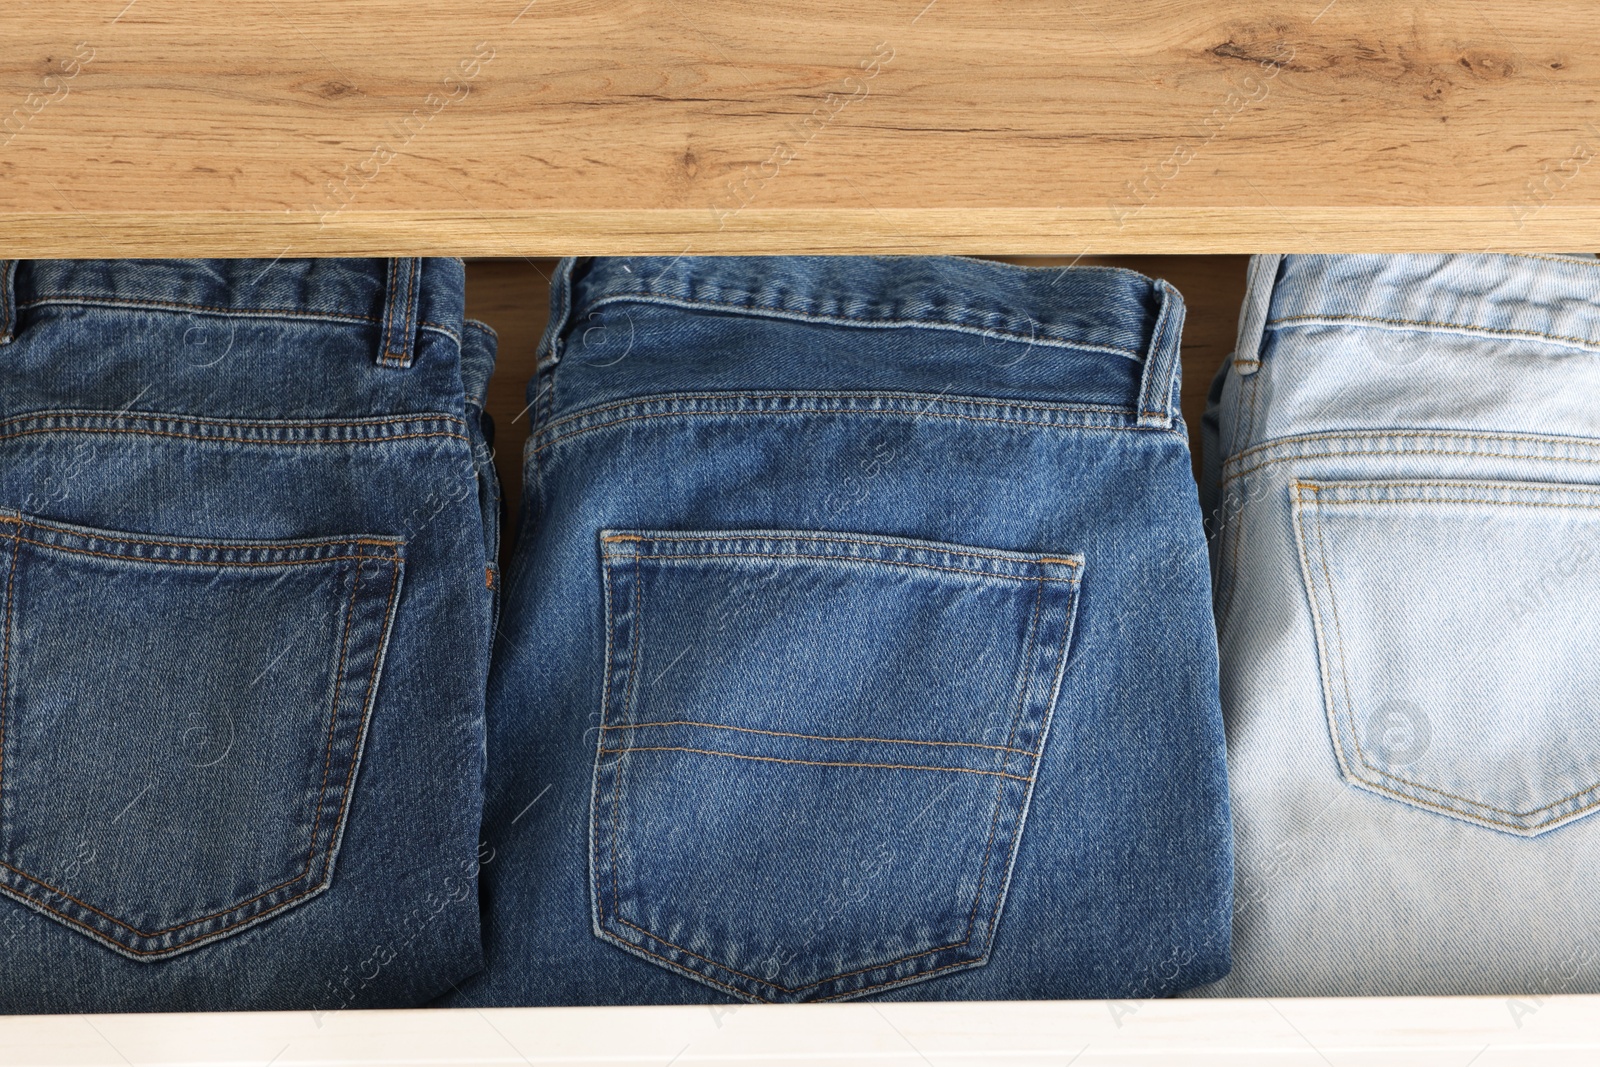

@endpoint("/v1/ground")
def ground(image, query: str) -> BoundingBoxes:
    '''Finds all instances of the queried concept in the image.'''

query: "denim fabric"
[1195,252,1600,997]
[445,255,1231,1006]
[0,258,496,1012]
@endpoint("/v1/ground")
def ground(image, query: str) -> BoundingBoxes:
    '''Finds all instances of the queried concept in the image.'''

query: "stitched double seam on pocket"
[590,530,1083,1002]
[1293,479,1600,836]
[0,508,405,959]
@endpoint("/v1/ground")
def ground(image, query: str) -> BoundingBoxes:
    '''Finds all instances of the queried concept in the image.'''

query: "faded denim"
[1195,252,1600,998]
[0,258,496,1012]
[445,255,1232,1006]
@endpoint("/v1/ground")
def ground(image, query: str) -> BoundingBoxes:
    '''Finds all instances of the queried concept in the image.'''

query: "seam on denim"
[536,390,1138,436]
[1292,489,1354,814]
[1224,428,1600,476]
[603,551,1080,585]
[980,581,1075,941]
[0,527,17,803]
[597,930,759,999]
[597,747,1034,782]
[326,557,399,863]
[600,721,1039,757]
[1225,447,1600,488]
[0,426,470,449]
[0,519,400,557]
[1300,483,1600,824]
[610,549,644,924]
[0,553,398,948]
[593,557,618,926]
[0,411,468,434]
[17,295,461,341]
[3,537,384,569]
[576,293,1147,361]
[537,408,1174,455]
[811,953,987,1002]
[1218,363,1265,629]
[1300,478,1600,496]
[1266,312,1600,352]
[605,533,1082,571]
[303,551,362,896]
[540,392,1137,438]
[961,577,1043,950]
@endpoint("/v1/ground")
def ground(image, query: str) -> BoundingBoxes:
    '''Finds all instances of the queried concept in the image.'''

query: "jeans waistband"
[0,258,467,367]
[551,255,1188,429]
[568,256,1169,360]
[1233,253,1600,375]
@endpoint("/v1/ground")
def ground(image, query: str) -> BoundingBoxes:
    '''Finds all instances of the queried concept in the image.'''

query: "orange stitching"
[19,292,458,337]
[1224,427,1600,481]
[600,721,1040,757]
[611,549,644,921]
[9,536,386,568]
[380,259,417,365]
[597,746,1034,782]
[0,426,468,448]
[599,931,755,999]
[614,533,1080,570]
[963,579,1043,941]
[0,526,17,797]
[539,391,1132,439]
[593,559,618,925]
[602,551,1079,585]
[1267,312,1600,350]
[0,517,399,555]
[981,586,1076,949]
[0,412,465,433]
[302,551,363,891]
[617,911,972,995]
[537,408,1168,455]
[1296,478,1600,496]
[324,559,401,860]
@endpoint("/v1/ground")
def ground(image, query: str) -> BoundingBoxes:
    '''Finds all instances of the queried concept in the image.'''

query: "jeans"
[1196,252,1600,997]
[446,255,1231,1006]
[0,258,496,1012]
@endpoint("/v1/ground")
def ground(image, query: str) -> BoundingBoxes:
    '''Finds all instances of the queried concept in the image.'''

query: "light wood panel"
[2,2,1598,254]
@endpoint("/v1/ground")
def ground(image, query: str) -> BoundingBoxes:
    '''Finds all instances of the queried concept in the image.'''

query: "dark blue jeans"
[0,258,496,1012]
[449,256,1231,1005]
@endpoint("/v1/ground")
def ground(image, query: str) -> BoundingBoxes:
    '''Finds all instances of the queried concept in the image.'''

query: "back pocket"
[0,509,404,959]
[1294,479,1600,835]
[591,530,1082,1002]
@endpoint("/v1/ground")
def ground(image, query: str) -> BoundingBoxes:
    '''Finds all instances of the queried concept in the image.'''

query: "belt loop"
[537,257,579,369]
[1136,278,1186,430]
[0,260,17,345]
[378,257,423,368]
[1231,253,1284,377]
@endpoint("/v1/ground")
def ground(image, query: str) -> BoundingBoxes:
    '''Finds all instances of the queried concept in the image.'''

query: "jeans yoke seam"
[599,721,1040,757]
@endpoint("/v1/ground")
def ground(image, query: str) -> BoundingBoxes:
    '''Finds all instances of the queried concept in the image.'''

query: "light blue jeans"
[1196,252,1600,997]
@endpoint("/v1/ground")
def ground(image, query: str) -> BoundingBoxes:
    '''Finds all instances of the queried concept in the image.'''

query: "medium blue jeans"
[0,258,496,1012]
[447,255,1231,1005]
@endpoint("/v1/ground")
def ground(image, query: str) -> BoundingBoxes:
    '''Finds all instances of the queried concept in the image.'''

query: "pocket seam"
[1295,481,1600,831]
[594,538,1070,999]
[0,533,402,955]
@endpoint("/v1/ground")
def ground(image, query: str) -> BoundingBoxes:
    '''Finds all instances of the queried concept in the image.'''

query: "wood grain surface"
[2,2,1599,254]
[465,256,1248,551]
